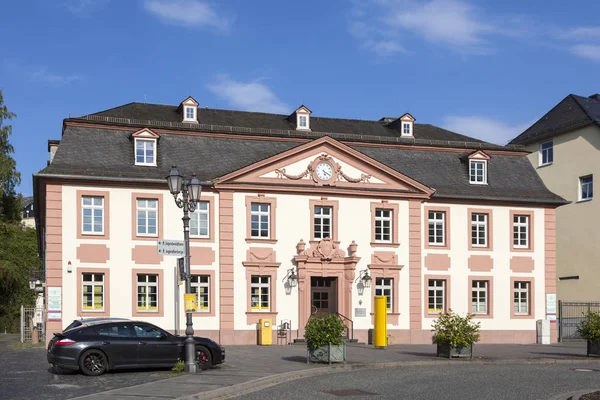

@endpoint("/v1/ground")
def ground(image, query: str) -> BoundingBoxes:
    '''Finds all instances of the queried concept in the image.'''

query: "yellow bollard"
[374,296,387,349]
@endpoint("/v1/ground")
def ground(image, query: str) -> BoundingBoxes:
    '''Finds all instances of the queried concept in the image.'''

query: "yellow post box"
[258,318,272,345]
[374,295,387,349]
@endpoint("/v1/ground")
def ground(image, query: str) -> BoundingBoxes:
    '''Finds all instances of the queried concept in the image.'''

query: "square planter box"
[437,343,473,359]
[307,342,347,364]
[587,341,600,357]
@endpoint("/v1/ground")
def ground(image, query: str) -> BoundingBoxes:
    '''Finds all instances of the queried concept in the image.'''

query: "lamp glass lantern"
[361,271,372,288]
[166,167,184,196]
[187,175,202,203]
[287,270,298,288]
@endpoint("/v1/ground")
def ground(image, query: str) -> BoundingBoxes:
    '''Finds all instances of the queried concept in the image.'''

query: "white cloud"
[559,27,600,40]
[63,0,110,16]
[143,0,230,31]
[206,75,288,114]
[31,69,82,85]
[442,115,531,145]
[570,44,600,62]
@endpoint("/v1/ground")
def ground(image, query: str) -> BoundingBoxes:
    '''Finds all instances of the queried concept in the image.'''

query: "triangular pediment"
[294,105,312,114]
[468,150,490,160]
[130,128,160,139]
[214,137,433,198]
[182,96,199,106]
[400,113,415,122]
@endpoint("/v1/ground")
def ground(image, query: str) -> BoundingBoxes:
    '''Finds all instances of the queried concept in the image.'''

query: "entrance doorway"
[311,277,338,318]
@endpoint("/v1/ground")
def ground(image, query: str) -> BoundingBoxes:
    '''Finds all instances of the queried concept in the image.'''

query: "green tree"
[0,89,20,222]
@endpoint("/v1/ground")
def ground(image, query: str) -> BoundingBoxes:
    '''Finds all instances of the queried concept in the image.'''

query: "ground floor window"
[137,274,158,312]
[514,281,530,314]
[471,280,488,314]
[191,275,210,311]
[428,279,445,314]
[82,273,104,311]
[375,278,393,312]
[250,276,270,311]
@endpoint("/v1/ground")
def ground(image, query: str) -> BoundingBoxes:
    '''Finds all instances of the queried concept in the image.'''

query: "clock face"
[315,162,333,181]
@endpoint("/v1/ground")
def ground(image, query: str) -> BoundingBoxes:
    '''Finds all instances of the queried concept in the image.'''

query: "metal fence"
[558,301,600,342]
[20,306,45,344]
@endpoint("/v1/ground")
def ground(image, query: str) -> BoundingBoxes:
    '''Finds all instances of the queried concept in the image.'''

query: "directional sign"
[158,239,185,256]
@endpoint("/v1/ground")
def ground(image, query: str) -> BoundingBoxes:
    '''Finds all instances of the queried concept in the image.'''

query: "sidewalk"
[71,342,600,400]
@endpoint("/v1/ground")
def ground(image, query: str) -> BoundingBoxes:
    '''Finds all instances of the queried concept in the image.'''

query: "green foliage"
[304,314,345,351]
[0,89,20,196]
[0,222,41,332]
[577,311,600,343]
[431,310,481,350]
[0,190,22,223]
[171,360,185,373]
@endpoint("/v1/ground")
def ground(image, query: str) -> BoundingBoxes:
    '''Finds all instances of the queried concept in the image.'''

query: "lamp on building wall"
[166,166,203,374]
[283,268,298,288]
[356,269,372,296]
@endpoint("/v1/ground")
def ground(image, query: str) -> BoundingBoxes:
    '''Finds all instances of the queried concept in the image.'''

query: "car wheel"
[79,349,108,376]
[195,346,212,371]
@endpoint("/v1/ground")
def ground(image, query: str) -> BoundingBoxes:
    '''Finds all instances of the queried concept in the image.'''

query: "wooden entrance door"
[311,277,338,318]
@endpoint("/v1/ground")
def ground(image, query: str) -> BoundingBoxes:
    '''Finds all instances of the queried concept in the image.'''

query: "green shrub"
[171,360,185,373]
[304,314,345,351]
[577,311,600,343]
[431,310,481,350]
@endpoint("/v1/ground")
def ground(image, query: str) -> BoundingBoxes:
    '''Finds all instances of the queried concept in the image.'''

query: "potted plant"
[577,311,600,357]
[304,314,346,364]
[432,310,481,359]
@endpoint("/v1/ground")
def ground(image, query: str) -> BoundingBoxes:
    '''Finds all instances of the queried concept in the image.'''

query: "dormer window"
[402,122,412,136]
[469,160,487,184]
[397,113,415,137]
[298,115,308,129]
[185,106,196,121]
[131,128,160,167]
[179,96,199,124]
[291,105,312,131]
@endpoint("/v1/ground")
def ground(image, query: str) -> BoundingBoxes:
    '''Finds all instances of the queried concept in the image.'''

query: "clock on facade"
[315,162,334,181]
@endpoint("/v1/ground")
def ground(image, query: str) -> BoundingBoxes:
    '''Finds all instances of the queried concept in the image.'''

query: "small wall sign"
[355,308,367,317]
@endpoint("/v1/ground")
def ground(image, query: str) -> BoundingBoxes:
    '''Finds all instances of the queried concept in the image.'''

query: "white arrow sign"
[158,240,185,256]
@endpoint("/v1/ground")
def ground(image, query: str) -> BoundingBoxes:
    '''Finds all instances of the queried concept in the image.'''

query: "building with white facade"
[34,97,566,345]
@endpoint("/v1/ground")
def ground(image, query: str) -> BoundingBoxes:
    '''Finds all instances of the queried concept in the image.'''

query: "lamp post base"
[184,312,197,373]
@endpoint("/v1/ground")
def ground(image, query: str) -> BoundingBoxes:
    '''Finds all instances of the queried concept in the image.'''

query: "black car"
[47,320,225,376]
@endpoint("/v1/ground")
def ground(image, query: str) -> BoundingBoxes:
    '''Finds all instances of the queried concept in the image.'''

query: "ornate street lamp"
[356,269,372,296]
[166,166,203,373]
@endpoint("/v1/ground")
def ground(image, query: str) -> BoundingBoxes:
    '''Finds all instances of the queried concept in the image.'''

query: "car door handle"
[139,342,147,345]
[101,341,110,345]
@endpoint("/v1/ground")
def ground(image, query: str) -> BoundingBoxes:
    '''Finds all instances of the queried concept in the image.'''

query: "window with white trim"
[539,141,553,166]
[513,215,529,248]
[82,273,104,311]
[375,209,392,243]
[401,122,412,136]
[250,203,270,238]
[580,175,593,201]
[314,206,332,239]
[375,278,393,312]
[137,199,158,236]
[428,211,445,246]
[513,281,530,314]
[471,280,488,314]
[428,279,446,314]
[190,275,210,311]
[137,274,158,312]
[297,114,308,129]
[250,276,270,311]
[135,139,156,166]
[471,213,488,247]
[82,196,104,234]
[469,160,487,184]
[184,106,196,122]
[190,201,209,237]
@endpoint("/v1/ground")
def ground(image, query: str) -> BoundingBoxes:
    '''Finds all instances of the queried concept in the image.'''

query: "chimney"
[589,94,600,101]
[48,140,60,164]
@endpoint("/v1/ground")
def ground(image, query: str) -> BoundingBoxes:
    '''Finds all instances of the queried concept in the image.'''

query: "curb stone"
[176,358,600,400]
[548,388,600,400]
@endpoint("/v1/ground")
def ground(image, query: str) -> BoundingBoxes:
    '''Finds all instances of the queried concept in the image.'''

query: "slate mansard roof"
[510,94,600,145]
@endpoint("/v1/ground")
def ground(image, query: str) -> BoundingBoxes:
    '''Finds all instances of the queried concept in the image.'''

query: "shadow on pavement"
[282,356,308,363]
[528,352,589,358]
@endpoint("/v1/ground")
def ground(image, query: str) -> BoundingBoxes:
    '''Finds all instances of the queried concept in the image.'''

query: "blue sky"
[3,0,600,196]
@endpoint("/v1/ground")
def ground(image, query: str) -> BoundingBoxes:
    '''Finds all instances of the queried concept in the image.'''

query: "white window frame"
[137,199,158,237]
[82,196,104,235]
[471,213,487,247]
[137,274,158,312]
[513,281,530,315]
[183,106,196,122]
[250,203,270,239]
[314,206,332,240]
[250,276,270,311]
[428,211,445,246]
[375,277,393,312]
[401,122,412,136]
[471,280,488,314]
[513,215,529,249]
[297,114,309,130]
[469,160,487,185]
[191,275,210,312]
[374,209,392,243]
[82,273,104,311]
[428,279,445,314]
[539,141,553,166]
[579,175,593,201]
[190,201,210,238]
[134,138,157,166]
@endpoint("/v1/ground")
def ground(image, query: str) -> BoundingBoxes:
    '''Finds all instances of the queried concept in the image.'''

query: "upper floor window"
[250,203,270,239]
[314,206,332,239]
[82,196,104,234]
[190,201,209,238]
[580,175,593,201]
[135,139,156,166]
[471,213,488,247]
[137,199,158,236]
[401,122,412,136]
[428,211,445,246]
[375,209,392,243]
[513,215,529,249]
[539,141,553,166]
[184,106,196,122]
[469,160,487,184]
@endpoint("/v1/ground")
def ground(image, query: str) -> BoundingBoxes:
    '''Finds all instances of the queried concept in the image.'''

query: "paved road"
[233,363,600,400]
[0,334,174,400]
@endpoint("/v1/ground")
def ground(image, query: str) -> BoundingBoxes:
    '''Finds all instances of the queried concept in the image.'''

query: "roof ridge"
[570,93,599,122]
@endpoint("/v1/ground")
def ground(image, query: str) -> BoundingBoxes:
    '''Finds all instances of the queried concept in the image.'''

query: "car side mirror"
[159,333,168,340]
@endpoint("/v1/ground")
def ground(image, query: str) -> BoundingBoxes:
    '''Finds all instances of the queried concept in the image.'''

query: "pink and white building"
[34,97,566,345]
